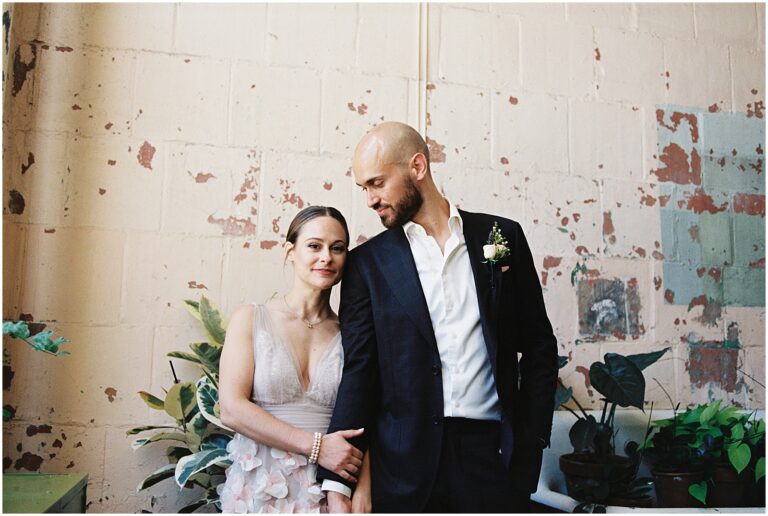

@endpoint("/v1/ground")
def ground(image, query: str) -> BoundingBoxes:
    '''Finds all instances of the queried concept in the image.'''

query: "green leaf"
[137,463,176,491]
[164,382,197,421]
[196,376,229,430]
[178,501,207,513]
[716,406,741,425]
[756,457,765,482]
[558,355,569,369]
[688,481,707,505]
[182,300,202,322]
[683,406,705,425]
[131,438,149,450]
[167,351,202,364]
[175,448,230,487]
[589,354,646,409]
[167,446,192,464]
[555,384,573,410]
[699,401,722,425]
[3,321,30,339]
[190,342,222,376]
[569,415,598,452]
[133,432,188,449]
[731,422,745,442]
[201,434,231,451]
[727,443,751,474]
[138,391,165,411]
[126,425,177,435]
[626,347,669,371]
[199,296,226,345]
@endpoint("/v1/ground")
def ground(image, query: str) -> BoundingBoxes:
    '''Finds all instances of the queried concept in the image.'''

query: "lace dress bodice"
[218,304,343,513]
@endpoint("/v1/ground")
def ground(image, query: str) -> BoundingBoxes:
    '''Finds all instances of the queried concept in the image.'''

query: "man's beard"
[377,178,423,228]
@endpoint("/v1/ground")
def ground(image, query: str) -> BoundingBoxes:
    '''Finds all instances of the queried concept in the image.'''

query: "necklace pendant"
[306,322,314,329]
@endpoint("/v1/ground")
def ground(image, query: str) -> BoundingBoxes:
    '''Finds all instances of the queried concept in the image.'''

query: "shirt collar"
[403,198,463,240]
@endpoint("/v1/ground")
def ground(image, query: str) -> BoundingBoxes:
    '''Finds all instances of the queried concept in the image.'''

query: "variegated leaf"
[175,448,230,487]
[137,463,176,491]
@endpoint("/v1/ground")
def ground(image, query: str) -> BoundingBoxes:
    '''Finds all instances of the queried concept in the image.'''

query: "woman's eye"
[332,246,346,253]
[308,243,320,249]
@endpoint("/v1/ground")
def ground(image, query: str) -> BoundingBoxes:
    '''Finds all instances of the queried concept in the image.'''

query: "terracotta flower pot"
[652,467,707,508]
[708,463,749,507]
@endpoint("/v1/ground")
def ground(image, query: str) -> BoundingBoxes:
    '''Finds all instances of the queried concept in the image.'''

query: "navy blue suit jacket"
[317,210,558,512]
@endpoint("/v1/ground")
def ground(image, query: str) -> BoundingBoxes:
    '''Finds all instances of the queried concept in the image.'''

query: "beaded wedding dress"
[218,304,343,513]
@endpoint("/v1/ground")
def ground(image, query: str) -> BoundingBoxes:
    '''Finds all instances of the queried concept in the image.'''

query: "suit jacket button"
[432,416,441,425]
[431,365,439,376]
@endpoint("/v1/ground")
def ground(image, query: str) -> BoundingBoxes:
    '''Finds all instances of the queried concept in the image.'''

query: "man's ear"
[410,152,429,181]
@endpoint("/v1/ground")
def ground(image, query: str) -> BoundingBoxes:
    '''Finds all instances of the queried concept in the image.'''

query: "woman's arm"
[351,452,372,513]
[219,304,363,482]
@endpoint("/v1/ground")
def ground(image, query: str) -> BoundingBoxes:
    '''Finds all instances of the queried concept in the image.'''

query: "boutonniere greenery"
[483,222,510,265]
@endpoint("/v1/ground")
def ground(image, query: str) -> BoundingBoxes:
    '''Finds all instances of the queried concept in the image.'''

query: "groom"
[317,122,558,512]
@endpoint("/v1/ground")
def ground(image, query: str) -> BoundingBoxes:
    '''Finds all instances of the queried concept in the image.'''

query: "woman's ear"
[283,241,294,264]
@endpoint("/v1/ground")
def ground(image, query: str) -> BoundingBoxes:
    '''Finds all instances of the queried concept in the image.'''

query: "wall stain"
[732,193,765,217]
[26,424,52,436]
[20,152,35,174]
[654,144,701,185]
[12,43,37,97]
[685,187,728,214]
[104,387,117,402]
[260,240,278,250]
[426,137,446,163]
[14,452,43,471]
[8,190,25,214]
[55,46,73,52]
[686,340,739,392]
[3,365,14,390]
[137,141,156,170]
[207,215,256,236]
[194,172,215,183]
[508,96,518,105]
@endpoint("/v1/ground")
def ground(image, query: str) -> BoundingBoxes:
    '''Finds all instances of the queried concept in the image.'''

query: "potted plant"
[556,347,668,508]
[128,296,233,512]
[641,400,765,508]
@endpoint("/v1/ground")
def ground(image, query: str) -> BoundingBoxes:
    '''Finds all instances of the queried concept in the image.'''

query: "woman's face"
[286,216,348,290]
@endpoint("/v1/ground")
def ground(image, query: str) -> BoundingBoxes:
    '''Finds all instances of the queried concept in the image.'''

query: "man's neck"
[411,194,452,251]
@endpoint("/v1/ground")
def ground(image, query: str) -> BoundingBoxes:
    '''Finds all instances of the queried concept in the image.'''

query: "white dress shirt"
[323,199,501,498]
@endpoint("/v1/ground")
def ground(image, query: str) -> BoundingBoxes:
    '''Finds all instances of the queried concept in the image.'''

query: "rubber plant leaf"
[137,463,176,491]
[175,448,231,487]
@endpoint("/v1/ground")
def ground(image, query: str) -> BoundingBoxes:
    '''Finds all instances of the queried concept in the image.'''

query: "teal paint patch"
[732,213,765,267]
[723,266,765,307]
[656,105,765,309]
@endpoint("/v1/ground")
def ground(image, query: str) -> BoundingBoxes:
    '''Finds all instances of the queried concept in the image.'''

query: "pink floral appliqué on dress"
[217,305,343,513]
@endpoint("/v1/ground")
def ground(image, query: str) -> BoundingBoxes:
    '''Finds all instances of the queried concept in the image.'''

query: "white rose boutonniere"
[483,222,510,265]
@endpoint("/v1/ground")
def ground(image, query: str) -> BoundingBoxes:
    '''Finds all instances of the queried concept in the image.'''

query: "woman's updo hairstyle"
[284,206,350,247]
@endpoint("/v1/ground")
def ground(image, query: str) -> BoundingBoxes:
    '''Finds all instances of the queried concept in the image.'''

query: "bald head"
[353,121,430,172]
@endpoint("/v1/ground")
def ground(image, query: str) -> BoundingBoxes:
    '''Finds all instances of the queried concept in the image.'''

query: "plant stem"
[600,399,608,425]
[558,378,590,418]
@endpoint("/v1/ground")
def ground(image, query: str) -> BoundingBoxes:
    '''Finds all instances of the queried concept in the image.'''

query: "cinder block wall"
[2,3,765,512]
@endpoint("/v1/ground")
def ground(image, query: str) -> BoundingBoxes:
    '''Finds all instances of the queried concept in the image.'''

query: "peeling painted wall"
[2,3,765,512]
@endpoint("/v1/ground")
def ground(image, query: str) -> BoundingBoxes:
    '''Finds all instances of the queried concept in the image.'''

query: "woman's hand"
[318,428,364,482]
[351,452,372,513]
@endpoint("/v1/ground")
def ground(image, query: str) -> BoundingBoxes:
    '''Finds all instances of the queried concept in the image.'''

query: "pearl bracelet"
[308,432,323,464]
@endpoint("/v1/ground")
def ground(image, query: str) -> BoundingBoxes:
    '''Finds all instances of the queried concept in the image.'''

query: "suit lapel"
[460,210,499,370]
[373,228,438,350]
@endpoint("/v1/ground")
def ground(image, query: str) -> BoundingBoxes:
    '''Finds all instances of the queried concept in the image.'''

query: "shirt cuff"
[321,479,352,498]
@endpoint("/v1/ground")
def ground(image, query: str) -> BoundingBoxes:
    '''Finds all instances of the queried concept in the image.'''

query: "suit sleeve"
[316,251,380,489]
[509,220,558,448]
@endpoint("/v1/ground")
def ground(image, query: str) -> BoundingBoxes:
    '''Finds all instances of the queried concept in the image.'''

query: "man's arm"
[317,252,380,490]
[509,220,558,446]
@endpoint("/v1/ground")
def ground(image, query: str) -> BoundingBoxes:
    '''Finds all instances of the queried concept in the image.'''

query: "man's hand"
[327,491,352,513]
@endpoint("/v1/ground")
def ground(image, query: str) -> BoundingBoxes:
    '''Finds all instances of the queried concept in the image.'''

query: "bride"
[217,206,371,513]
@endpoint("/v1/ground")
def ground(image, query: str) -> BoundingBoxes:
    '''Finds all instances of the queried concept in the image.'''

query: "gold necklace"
[282,296,328,329]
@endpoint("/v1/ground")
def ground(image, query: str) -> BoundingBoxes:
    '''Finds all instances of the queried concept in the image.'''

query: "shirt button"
[432,415,441,425]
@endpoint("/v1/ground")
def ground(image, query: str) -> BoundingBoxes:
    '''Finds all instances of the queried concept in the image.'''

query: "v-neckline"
[261,304,341,393]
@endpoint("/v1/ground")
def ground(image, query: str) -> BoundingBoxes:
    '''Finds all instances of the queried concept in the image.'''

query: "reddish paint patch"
[55,46,73,52]
[602,211,616,243]
[664,289,675,303]
[104,387,117,402]
[508,96,518,105]
[543,256,562,269]
[71,104,82,110]
[654,144,702,185]
[52,439,63,448]
[583,198,597,204]
[747,101,764,119]
[575,366,592,388]
[260,240,279,250]
[187,281,208,289]
[708,268,722,282]
[686,191,727,216]
[137,141,156,170]
[732,193,765,217]
[243,242,251,249]
[66,461,75,469]
[640,194,656,206]
[44,228,55,233]
[541,271,549,286]
[659,195,670,207]
[687,343,739,392]
[594,48,601,61]
[652,250,664,260]
[282,192,304,209]
[500,157,509,165]
[426,83,436,91]
[98,188,106,195]
[106,159,116,166]
[572,213,581,222]
[194,172,215,183]
[561,217,569,226]
[756,144,763,155]
[426,137,446,163]
[104,122,113,130]
[26,424,52,437]
[708,103,720,113]
[357,104,368,115]
[208,215,257,236]
[12,44,37,97]
[696,267,706,278]
[653,276,662,291]
[347,102,356,112]
[323,181,333,190]
[20,152,35,174]
[575,245,589,256]
[14,452,43,471]
[750,257,765,268]
[272,217,280,233]
[632,246,646,258]
[656,109,700,142]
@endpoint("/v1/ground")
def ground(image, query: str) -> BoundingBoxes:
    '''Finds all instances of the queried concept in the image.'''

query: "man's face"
[353,158,423,228]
